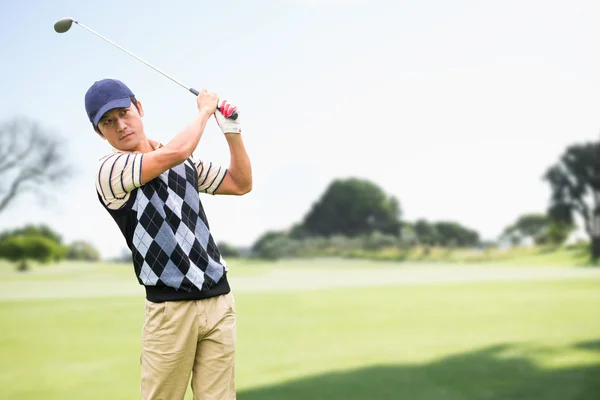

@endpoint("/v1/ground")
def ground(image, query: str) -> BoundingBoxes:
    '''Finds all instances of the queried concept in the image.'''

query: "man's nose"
[116,117,127,131]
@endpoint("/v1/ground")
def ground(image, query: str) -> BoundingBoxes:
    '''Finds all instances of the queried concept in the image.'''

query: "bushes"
[217,242,242,258]
[0,224,102,271]
[65,241,101,261]
[364,231,399,251]
[0,235,65,271]
[250,232,402,260]
[259,235,302,260]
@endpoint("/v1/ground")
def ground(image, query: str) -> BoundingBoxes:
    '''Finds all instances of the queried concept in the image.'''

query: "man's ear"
[137,100,145,117]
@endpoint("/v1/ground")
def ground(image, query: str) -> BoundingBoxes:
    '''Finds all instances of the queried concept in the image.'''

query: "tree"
[301,178,402,237]
[288,223,310,240]
[217,242,241,258]
[399,223,419,247]
[0,235,64,271]
[544,221,573,246]
[0,224,63,244]
[433,221,480,247]
[412,219,479,247]
[502,213,572,246]
[0,117,70,214]
[0,224,68,270]
[413,219,439,246]
[250,231,298,260]
[544,141,600,260]
[503,214,548,245]
[251,230,287,258]
[66,241,101,261]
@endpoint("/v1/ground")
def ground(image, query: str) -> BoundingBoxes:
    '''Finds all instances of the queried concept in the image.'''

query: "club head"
[54,18,75,33]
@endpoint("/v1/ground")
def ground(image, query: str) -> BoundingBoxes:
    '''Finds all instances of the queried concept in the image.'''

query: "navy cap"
[85,79,135,127]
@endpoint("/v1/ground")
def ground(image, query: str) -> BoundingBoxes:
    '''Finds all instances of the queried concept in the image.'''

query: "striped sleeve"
[96,153,143,209]
[195,159,227,195]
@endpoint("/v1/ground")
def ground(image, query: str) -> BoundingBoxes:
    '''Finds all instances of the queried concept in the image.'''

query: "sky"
[1,0,600,259]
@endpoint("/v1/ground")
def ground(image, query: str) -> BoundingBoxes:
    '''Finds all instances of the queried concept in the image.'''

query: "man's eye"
[121,109,127,115]
[104,119,111,125]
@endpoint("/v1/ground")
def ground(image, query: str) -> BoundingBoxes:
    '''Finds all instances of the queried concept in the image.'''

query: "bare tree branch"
[0,167,38,213]
[0,118,37,174]
[0,117,71,215]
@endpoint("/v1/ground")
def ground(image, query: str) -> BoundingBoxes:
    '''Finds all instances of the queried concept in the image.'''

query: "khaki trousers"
[140,292,236,400]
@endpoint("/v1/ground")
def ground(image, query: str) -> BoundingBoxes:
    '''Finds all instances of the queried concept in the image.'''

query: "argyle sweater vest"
[99,158,230,302]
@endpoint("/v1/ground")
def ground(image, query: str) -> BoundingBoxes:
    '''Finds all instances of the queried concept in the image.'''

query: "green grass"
[0,260,599,399]
[0,242,596,278]
[0,258,273,279]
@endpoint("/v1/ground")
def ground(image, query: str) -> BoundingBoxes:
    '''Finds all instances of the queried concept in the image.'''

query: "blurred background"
[1,0,599,399]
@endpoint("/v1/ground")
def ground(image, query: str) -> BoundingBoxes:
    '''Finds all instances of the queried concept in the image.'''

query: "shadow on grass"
[239,341,600,400]
[576,340,600,352]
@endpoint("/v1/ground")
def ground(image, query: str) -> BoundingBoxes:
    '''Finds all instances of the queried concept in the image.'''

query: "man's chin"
[112,141,139,153]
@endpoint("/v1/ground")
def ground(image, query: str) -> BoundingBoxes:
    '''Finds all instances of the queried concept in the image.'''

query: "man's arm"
[140,90,218,184]
[214,134,252,195]
[208,102,252,196]
[96,152,142,210]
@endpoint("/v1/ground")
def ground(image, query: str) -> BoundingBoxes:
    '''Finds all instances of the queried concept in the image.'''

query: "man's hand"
[215,100,242,134]
[196,89,219,115]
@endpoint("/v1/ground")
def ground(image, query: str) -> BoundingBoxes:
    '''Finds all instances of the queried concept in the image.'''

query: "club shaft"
[74,21,190,91]
[68,19,239,120]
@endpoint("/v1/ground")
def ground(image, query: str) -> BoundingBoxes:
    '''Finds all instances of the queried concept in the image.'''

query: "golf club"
[54,17,238,120]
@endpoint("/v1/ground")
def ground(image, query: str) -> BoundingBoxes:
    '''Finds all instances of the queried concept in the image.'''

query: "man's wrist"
[225,133,244,143]
[199,108,213,117]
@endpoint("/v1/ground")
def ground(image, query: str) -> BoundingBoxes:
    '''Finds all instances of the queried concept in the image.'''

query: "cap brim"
[93,97,132,127]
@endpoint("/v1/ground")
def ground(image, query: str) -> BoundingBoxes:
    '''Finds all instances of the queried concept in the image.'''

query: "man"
[85,78,252,400]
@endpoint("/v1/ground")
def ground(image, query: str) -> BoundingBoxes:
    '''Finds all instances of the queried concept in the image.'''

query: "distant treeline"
[242,178,575,261]
[0,225,100,271]
[241,137,600,262]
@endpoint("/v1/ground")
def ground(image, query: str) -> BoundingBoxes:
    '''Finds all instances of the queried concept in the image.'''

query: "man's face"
[96,101,146,152]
